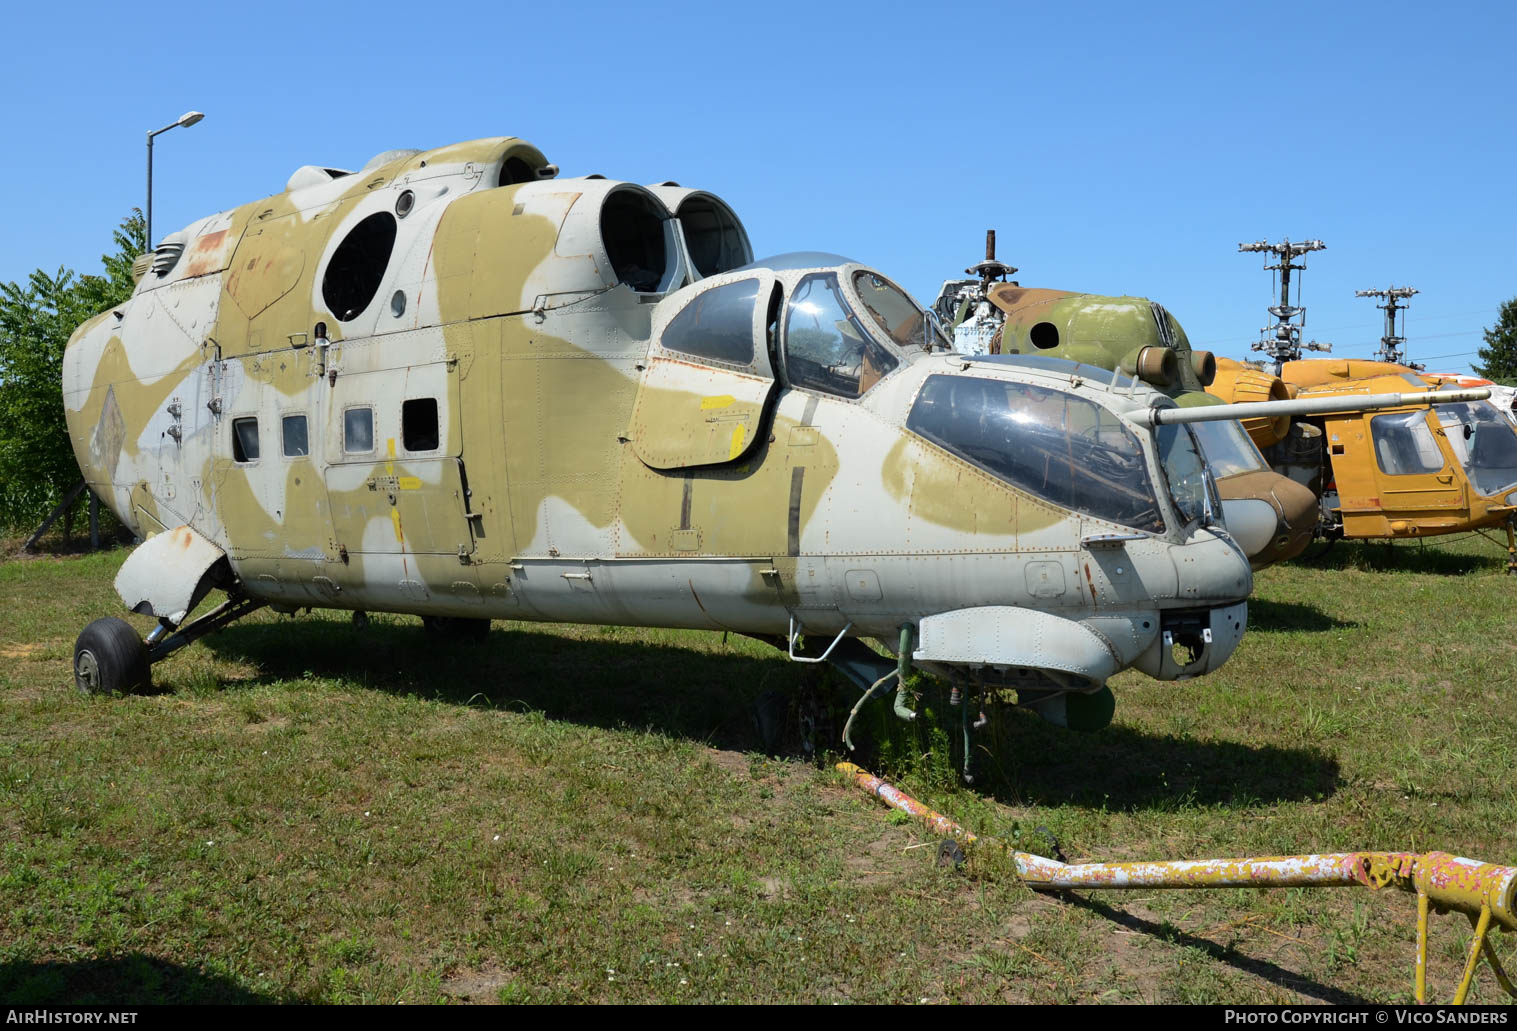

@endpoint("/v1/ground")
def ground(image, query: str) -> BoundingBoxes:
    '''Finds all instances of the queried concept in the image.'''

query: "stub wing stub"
[114,525,228,626]
[913,606,1121,686]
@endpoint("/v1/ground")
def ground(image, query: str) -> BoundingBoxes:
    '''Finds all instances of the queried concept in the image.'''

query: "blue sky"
[2,0,1512,373]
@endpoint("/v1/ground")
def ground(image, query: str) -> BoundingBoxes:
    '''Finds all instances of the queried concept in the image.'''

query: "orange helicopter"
[1207,242,1517,566]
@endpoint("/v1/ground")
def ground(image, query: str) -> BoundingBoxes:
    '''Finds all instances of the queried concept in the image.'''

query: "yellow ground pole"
[838,762,1516,1003]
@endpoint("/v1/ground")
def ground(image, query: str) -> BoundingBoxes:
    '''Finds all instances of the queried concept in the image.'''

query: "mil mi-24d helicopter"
[61,138,1490,770]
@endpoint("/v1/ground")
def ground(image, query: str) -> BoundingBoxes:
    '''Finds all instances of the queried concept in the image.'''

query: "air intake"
[150,239,185,278]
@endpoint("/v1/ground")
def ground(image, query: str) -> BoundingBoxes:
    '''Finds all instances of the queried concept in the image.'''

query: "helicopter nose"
[1266,475,1319,563]
[1130,529,1251,680]
[1170,527,1252,605]
[1214,471,1319,568]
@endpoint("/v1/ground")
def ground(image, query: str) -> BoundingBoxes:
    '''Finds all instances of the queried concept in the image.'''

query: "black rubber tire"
[421,616,491,640]
[73,617,151,696]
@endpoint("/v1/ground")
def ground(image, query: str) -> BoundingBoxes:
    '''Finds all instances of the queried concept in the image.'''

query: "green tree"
[1474,297,1517,382]
[0,212,145,530]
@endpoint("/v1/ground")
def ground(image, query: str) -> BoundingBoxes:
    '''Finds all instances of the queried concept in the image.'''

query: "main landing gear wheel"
[73,618,150,696]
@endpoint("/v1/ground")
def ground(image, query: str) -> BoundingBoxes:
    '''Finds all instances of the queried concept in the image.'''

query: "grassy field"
[2,532,1515,1004]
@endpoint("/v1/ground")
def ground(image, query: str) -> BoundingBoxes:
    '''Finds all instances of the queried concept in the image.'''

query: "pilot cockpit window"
[232,418,260,463]
[281,414,309,458]
[1370,411,1444,476]
[906,374,1165,534]
[343,407,375,455]
[661,279,759,367]
[784,273,899,399]
[851,270,950,351]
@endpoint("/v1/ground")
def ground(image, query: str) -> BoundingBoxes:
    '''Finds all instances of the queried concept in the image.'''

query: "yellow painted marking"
[397,476,422,491]
[700,395,736,410]
[385,439,405,543]
[728,424,746,460]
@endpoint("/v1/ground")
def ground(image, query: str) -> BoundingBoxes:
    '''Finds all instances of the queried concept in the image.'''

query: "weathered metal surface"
[113,524,226,625]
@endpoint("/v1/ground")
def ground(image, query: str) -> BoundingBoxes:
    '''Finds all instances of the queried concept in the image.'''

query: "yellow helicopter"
[1207,242,1517,559]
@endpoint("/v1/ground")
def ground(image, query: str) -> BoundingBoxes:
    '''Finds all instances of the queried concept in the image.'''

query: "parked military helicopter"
[931,234,1320,568]
[61,138,1489,763]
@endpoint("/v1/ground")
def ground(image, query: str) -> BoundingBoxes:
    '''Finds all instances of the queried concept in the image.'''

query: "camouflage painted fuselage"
[64,136,1254,688]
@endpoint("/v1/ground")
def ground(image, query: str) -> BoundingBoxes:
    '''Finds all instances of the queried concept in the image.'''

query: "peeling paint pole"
[146,111,205,251]
[838,762,1517,1004]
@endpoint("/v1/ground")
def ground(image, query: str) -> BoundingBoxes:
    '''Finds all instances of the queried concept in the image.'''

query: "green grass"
[1,532,1514,1004]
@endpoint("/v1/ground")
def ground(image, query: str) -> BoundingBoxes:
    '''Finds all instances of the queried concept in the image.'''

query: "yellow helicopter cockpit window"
[906,374,1166,533]
[1434,400,1517,497]
[783,273,899,399]
[1370,411,1445,477]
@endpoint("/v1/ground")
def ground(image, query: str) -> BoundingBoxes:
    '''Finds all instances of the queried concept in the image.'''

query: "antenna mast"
[1239,238,1331,373]
[1355,285,1420,369]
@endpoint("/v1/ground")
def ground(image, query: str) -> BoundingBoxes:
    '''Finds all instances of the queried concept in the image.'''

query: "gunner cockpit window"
[907,374,1165,533]
[783,273,898,399]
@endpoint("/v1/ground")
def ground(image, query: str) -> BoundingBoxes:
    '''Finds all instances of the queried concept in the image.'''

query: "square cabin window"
[282,414,309,457]
[231,418,259,463]
[343,407,374,454]
[402,397,439,452]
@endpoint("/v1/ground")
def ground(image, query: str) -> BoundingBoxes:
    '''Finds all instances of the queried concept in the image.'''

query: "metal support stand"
[22,480,88,552]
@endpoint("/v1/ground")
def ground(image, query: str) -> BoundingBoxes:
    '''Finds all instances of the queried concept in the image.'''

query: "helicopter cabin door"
[323,360,480,604]
[626,272,781,473]
[1337,409,1465,533]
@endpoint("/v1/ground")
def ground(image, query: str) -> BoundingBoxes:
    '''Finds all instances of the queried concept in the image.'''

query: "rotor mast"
[1239,238,1330,373]
[1356,285,1421,369]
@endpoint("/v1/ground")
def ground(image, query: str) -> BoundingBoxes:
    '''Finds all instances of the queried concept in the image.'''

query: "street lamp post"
[146,110,205,251]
